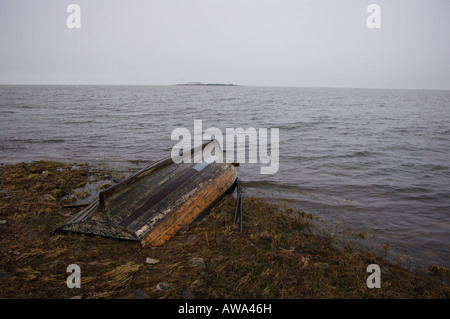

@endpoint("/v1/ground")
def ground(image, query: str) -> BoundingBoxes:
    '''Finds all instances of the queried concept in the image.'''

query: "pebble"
[181,289,196,299]
[41,171,51,178]
[186,234,197,242]
[189,257,205,269]
[156,282,172,292]
[133,289,148,299]
[0,220,7,225]
[146,257,160,265]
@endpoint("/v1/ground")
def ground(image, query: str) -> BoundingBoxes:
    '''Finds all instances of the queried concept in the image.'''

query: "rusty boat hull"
[58,140,237,247]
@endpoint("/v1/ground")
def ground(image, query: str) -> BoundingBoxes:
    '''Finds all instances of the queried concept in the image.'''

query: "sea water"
[1,85,449,268]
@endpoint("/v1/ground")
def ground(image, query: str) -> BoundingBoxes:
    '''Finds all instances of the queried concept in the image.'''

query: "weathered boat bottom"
[141,171,237,247]
[57,140,238,247]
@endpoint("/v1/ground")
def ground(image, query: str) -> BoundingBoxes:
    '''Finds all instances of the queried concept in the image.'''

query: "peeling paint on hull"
[58,140,237,247]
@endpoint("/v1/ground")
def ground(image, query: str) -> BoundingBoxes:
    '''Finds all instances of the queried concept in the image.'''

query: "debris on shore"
[0,161,448,299]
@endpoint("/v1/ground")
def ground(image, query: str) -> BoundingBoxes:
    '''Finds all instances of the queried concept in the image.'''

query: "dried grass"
[0,161,448,299]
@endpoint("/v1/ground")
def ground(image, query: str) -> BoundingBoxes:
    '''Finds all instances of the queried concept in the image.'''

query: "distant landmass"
[176,81,238,87]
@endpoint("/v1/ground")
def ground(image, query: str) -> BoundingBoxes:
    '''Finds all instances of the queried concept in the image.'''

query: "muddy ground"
[0,161,448,299]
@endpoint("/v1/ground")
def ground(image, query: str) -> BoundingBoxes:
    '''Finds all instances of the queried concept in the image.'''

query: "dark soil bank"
[0,161,448,299]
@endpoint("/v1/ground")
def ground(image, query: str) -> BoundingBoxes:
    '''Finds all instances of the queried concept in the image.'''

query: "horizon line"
[0,83,449,91]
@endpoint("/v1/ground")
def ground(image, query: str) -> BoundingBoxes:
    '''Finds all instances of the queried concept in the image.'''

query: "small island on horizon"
[176,81,238,87]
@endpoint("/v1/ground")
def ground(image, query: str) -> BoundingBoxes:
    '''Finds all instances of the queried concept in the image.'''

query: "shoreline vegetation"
[0,160,448,299]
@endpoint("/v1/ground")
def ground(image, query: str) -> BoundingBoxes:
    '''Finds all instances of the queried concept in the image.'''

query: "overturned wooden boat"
[58,140,237,247]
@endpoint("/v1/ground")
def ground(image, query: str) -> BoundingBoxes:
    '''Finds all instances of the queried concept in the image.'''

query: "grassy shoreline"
[0,160,448,299]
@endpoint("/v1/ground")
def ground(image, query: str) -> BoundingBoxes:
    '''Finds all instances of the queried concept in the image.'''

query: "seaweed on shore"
[0,161,448,299]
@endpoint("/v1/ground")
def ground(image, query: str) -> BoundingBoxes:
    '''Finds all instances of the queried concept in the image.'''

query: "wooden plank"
[127,163,225,233]
[104,163,195,224]
[119,166,198,228]
[140,165,237,246]
[98,157,173,209]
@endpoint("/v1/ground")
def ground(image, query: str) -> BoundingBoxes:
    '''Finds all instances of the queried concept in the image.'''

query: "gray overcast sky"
[1,0,449,89]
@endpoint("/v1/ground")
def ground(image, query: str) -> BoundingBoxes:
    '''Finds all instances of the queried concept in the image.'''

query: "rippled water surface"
[1,85,449,267]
